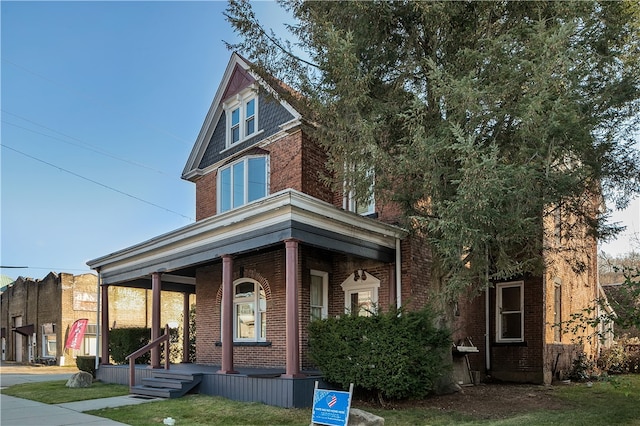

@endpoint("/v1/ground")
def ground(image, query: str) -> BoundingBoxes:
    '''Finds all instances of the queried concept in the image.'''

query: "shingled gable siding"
[194,129,305,220]
[198,94,295,170]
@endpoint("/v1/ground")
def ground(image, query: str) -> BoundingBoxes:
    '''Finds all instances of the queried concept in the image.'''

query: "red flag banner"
[65,318,88,349]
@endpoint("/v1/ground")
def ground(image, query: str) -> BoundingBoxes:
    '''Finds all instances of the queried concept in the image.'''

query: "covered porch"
[96,362,327,408]
[87,189,406,405]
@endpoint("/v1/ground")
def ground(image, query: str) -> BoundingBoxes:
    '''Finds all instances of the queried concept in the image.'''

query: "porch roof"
[87,189,407,285]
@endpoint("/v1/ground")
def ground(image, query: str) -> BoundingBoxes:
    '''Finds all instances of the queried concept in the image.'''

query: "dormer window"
[225,88,258,146]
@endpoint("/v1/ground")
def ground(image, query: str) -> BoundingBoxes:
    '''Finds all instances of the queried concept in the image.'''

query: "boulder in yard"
[348,408,385,426]
[311,408,384,426]
[66,371,93,388]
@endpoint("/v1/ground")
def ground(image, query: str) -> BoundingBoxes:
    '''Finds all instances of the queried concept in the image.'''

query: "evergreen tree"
[227,0,640,300]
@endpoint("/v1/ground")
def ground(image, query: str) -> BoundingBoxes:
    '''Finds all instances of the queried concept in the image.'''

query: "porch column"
[283,239,303,378]
[218,255,237,374]
[150,272,161,368]
[100,284,109,365]
[182,292,190,363]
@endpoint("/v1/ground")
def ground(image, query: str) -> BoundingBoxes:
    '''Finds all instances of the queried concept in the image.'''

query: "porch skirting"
[96,364,327,408]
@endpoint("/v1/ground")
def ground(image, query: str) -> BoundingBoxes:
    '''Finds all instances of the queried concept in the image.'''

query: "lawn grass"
[3,376,639,425]
[1,380,129,404]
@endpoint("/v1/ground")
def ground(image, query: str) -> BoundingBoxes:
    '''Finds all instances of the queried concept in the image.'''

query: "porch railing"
[125,324,170,388]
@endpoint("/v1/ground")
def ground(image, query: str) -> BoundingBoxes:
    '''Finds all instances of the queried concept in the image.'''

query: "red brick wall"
[196,249,289,368]
[195,171,218,221]
[194,244,404,370]
[194,129,335,221]
[270,131,304,194]
[301,133,333,203]
[455,276,545,383]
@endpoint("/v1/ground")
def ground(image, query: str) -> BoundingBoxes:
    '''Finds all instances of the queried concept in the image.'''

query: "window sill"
[222,130,265,153]
[215,341,272,347]
[493,341,527,347]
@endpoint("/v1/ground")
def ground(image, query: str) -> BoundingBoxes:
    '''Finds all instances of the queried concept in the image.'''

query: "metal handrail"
[125,324,170,388]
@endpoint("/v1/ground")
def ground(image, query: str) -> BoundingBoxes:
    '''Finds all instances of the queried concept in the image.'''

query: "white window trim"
[342,167,375,216]
[217,155,269,214]
[341,270,380,315]
[223,86,259,147]
[496,281,525,343]
[310,270,329,320]
[230,278,266,343]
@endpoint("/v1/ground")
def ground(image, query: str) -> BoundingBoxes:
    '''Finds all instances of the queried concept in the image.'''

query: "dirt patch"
[356,383,570,420]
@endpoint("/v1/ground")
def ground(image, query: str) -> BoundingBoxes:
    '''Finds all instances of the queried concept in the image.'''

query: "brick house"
[0,272,193,366]
[87,53,602,403]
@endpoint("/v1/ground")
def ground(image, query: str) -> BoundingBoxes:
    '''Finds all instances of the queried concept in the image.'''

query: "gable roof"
[182,52,302,181]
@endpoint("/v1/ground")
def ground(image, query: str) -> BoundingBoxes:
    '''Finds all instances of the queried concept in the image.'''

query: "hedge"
[308,305,451,401]
[109,327,151,364]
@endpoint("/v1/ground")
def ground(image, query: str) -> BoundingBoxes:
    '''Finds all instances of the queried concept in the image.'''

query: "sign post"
[311,382,353,426]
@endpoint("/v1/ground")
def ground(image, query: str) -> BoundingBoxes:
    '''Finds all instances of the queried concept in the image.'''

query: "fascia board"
[182,53,303,179]
[182,53,247,178]
[87,189,407,274]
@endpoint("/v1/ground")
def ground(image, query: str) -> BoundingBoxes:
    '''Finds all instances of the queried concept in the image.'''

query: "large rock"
[311,408,384,426]
[347,408,384,426]
[66,371,93,388]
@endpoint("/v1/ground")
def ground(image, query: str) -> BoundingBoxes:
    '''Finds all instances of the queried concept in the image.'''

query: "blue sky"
[1,1,292,280]
[1,1,638,282]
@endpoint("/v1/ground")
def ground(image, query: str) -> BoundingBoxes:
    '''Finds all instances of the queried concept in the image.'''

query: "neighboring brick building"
[0,272,193,365]
[87,53,602,390]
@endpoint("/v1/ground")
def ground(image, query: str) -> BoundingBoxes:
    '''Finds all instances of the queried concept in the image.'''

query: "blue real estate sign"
[311,384,352,426]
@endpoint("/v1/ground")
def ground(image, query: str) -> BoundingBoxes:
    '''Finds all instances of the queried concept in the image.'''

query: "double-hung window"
[218,156,268,213]
[225,89,258,146]
[496,281,524,342]
[343,166,375,216]
[310,270,328,321]
[233,280,266,342]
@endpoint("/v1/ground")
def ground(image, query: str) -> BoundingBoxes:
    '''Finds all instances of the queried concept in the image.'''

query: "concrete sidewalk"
[1,363,161,426]
[0,393,131,426]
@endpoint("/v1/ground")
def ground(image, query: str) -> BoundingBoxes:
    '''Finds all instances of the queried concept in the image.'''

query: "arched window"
[232,279,266,341]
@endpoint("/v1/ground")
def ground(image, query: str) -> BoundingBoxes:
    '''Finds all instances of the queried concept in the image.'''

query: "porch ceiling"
[87,189,407,285]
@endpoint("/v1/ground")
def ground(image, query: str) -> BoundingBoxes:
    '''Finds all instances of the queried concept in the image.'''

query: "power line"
[1,266,91,272]
[2,115,174,178]
[1,143,194,221]
[2,57,193,146]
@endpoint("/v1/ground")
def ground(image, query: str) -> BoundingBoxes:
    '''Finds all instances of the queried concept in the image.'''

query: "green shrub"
[308,305,451,401]
[76,355,99,378]
[568,352,597,381]
[599,337,640,374]
[109,327,151,364]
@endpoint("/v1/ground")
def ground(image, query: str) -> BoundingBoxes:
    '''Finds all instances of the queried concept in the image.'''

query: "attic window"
[224,88,258,146]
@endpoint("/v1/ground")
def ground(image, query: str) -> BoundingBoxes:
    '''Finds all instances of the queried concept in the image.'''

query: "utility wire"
[1,143,194,221]
[2,116,175,178]
[2,58,193,146]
